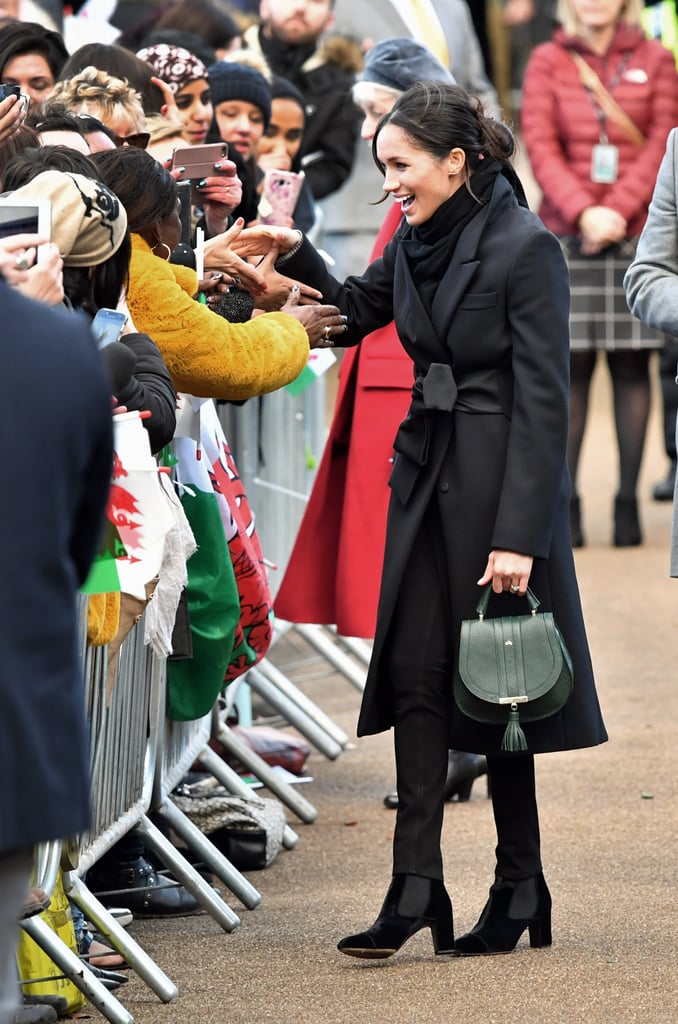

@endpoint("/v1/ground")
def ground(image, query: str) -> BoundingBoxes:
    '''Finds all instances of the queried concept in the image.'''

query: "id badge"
[591,143,619,184]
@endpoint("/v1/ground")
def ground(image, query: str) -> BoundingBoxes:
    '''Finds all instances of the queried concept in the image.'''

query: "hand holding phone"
[170,142,229,204]
[91,308,128,349]
[259,169,305,226]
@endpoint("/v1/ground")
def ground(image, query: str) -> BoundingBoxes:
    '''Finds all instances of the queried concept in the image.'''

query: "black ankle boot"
[613,496,642,547]
[454,873,551,956]
[384,752,488,809]
[445,752,488,802]
[337,874,454,959]
[570,495,584,548]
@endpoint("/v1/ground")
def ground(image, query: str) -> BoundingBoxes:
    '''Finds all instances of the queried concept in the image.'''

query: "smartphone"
[170,142,229,204]
[0,82,28,113]
[259,169,305,225]
[91,308,127,350]
[0,83,20,100]
[0,198,51,261]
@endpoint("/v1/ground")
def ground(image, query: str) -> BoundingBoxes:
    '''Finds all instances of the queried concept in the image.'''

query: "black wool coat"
[284,173,608,755]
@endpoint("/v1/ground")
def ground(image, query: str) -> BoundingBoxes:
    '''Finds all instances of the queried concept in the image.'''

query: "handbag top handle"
[476,584,540,620]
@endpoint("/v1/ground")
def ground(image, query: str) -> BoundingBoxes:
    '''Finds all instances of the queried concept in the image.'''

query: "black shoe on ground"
[22,996,68,1016]
[87,855,200,918]
[14,1006,57,1024]
[652,461,677,501]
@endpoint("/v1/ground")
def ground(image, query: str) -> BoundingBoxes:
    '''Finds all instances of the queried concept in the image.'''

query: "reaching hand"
[203,218,268,297]
[15,243,63,305]
[280,290,347,347]
[230,224,301,260]
[251,247,322,311]
[0,93,25,143]
[0,233,48,284]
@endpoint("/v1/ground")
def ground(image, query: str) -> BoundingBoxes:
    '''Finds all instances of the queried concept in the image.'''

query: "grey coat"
[623,128,678,575]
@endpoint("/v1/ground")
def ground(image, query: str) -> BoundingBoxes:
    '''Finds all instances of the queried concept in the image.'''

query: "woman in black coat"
[233,82,608,960]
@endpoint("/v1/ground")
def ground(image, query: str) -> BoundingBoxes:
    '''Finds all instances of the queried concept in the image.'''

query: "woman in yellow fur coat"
[93,148,346,399]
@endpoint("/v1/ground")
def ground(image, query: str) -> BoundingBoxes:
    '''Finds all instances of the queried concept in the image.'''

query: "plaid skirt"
[560,237,664,351]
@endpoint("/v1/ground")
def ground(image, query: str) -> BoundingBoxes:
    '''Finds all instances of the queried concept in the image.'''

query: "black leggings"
[568,349,651,500]
[386,501,542,881]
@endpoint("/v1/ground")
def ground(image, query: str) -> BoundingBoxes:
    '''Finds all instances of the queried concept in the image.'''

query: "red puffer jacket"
[521,24,678,237]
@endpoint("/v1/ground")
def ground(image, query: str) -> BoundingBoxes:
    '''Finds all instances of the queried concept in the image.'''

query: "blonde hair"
[49,66,146,132]
[352,80,401,110]
[145,112,184,144]
[555,0,644,34]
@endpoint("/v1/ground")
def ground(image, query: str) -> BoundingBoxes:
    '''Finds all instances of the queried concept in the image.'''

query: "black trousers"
[386,500,542,882]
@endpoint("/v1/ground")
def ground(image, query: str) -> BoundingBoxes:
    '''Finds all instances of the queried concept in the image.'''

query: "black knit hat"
[207,61,272,129]
[269,74,306,113]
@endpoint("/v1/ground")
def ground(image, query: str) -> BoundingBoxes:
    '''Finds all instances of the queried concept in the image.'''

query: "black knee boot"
[337,873,455,959]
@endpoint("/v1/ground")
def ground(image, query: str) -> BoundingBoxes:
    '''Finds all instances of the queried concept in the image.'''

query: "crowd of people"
[1,0,677,1020]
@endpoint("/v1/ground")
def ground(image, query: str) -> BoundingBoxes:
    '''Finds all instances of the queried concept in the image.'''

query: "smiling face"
[214,99,266,160]
[570,0,627,30]
[259,0,334,46]
[376,122,465,226]
[2,52,54,107]
[174,79,213,146]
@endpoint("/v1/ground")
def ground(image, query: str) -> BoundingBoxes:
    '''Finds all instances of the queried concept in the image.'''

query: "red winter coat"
[521,24,678,238]
[274,202,412,638]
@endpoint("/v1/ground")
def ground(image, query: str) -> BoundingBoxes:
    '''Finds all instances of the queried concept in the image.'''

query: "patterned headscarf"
[11,170,127,267]
[136,44,208,95]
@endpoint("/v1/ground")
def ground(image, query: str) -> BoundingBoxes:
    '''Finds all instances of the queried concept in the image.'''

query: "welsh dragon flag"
[166,397,274,720]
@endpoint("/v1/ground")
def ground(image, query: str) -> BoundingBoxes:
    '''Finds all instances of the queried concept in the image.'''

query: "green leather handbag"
[454,585,573,751]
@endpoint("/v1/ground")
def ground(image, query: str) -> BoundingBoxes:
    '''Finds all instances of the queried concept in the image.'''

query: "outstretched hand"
[203,218,268,297]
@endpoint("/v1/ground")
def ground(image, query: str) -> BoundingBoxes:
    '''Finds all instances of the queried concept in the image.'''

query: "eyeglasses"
[111,132,151,150]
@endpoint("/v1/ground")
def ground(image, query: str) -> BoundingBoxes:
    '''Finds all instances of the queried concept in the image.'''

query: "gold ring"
[323,325,331,340]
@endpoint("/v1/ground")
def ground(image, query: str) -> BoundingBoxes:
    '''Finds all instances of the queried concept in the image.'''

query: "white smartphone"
[0,198,51,262]
[91,308,127,349]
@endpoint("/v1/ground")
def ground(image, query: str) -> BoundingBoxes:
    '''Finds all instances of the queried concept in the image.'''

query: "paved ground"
[108,368,677,1024]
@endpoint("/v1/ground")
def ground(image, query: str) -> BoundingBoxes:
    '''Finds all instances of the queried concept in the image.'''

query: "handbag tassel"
[501,703,528,752]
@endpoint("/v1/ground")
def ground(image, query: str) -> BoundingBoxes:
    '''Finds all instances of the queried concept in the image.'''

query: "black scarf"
[258,28,315,79]
[400,161,527,309]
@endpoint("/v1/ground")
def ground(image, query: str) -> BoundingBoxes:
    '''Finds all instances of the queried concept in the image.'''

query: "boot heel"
[528,913,552,948]
[432,913,455,955]
[453,777,473,802]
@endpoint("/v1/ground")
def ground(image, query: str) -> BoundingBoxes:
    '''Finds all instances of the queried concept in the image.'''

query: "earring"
[152,241,172,261]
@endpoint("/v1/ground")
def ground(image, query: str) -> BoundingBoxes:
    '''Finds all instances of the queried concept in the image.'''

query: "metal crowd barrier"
[219,375,370,714]
[21,597,276,1024]
[146,705,263,921]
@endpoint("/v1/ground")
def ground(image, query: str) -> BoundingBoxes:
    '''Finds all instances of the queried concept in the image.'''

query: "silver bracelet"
[275,231,304,265]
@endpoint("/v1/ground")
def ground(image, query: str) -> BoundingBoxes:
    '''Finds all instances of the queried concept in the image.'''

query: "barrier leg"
[250,660,352,749]
[154,798,262,910]
[66,874,177,1004]
[327,628,373,667]
[245,667,343,759]
[20,914,135,1024]
[197,743,299,850]
[215,722,318,824]
[136,814,240,932]
[294,623,367,692]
